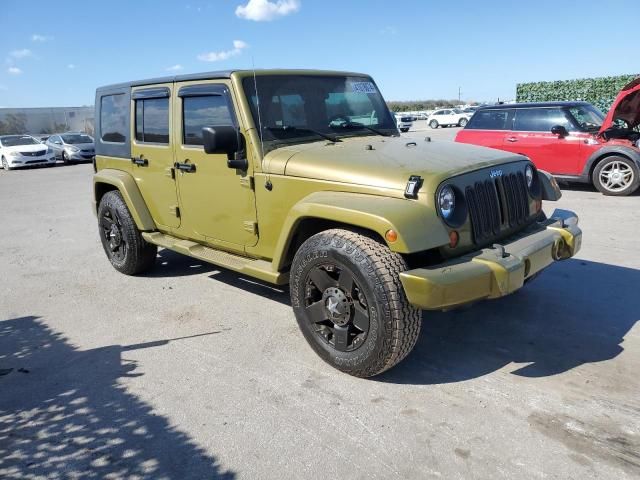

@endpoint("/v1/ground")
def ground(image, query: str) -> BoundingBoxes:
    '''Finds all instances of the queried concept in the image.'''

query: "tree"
[0,113,28,134]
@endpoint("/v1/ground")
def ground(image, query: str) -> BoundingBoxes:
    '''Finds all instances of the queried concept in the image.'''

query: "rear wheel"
[290,229,421,378]
[593,156,639,196]
[429,120,439,129]
[97,190,157,275]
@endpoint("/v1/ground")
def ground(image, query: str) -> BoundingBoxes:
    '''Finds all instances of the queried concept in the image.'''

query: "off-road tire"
[97,190,157,275]
[593,156,639,196]
[290,229,421,378]
[458,118,468,127]
[429,120,439,129]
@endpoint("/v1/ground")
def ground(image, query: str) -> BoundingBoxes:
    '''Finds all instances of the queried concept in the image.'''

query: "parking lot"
[1,136,639,479]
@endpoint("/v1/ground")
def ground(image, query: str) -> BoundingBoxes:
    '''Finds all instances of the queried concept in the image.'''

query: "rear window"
[465,109,512,130]
[100,94,127,143]
[135,97,170,144]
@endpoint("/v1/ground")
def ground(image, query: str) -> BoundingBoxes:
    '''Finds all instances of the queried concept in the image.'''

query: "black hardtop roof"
[96,69,368,93]
[478,101,593,110]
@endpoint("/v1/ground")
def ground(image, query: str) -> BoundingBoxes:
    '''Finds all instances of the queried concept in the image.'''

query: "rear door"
[130,84,180,229]
[173,80,257,252]
[455,108,512,149]
[504,107,582,174]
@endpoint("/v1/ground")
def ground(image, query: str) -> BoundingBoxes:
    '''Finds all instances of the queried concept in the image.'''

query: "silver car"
[46,133,95,163]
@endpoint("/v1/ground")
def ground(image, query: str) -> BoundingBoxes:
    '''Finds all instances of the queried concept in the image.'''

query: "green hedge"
[516,74,638,113]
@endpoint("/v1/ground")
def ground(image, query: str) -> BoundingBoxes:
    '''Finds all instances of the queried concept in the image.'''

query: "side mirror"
[551,125,568,138]
[202,125,247,170]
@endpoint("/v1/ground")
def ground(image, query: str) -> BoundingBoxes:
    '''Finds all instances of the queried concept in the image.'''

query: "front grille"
[465,173,530,244]
[500,172,530,227]
[20,150,46,157]
[26,159,47,164]
[81,149,94,153]
[466,180,501,243]
[400,117,412,122]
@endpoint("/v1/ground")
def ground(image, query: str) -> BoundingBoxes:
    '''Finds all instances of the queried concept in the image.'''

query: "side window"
[514,108,572,132]
[442,110,451,115]
[183,95,234,146]
[100,94,127,143]
[466,110,512,130]
[135,97,169,144]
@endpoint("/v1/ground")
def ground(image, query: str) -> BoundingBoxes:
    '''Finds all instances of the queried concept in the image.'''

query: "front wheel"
[1,156,10,171]
[429,120,439,129]
[290,229,421,378]
[458,118,468,127]
[593,156,639,196]
[62,151,69,164]
[97,190,157,275]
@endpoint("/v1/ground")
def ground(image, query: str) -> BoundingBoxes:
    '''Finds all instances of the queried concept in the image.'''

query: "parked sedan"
[1,134,57,170]
[46,133,95,163]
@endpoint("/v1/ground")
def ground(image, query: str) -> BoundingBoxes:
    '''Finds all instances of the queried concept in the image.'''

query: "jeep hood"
[265,136,523,191]
[600,76,640,134]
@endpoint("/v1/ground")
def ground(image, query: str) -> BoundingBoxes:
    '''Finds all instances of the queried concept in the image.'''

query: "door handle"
[131,156,148,166]
[174,162,196,173]
[506,137,518,143]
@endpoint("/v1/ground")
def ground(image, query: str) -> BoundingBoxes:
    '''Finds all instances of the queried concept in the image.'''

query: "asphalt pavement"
[1,137,639,479]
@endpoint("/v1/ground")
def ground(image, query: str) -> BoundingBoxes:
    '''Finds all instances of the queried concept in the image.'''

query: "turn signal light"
[385,229,398,243]
[449,230,459,248]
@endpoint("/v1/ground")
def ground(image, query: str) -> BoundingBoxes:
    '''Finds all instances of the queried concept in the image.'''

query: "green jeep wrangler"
[93,69,582,377]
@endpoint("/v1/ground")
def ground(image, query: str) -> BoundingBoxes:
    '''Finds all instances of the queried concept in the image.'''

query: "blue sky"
[0,0,636,108]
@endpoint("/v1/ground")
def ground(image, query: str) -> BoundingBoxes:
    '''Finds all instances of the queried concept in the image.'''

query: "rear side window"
[100,94,127,143]
[514,108,573,132]
[182,95,234,146]
[465,109,512,130]
[135,97,169,143]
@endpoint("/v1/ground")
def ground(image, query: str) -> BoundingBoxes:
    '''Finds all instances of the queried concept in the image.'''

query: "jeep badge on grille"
[490,169,503,178]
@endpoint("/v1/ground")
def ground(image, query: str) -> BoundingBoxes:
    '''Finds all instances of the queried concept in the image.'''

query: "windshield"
[243,75,398,152]
[0,135,39,147]
[568,105,605,131]
[62,134,94,144]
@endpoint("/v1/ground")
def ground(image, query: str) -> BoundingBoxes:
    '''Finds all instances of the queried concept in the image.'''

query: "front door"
[173,81,257,252]
[130,84,180,229]
[502,107,582,174]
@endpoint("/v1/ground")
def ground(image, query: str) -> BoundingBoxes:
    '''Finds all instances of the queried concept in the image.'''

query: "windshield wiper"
[330,121,394,137]
[265,126,341,143]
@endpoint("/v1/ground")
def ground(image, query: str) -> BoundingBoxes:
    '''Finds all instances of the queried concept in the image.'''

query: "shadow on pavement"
[378,259,640,384]
[147,249,218,278]
[0,316,235,479]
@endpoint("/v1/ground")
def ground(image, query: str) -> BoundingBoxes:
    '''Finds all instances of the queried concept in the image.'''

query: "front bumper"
[8,154,56,167]
[399,209,582,310]
[67,151,95,161]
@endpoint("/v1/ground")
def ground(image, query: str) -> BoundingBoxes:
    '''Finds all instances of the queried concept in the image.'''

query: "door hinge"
[170,205,180,218]
[243,221,258,234]
[239,176,254,190]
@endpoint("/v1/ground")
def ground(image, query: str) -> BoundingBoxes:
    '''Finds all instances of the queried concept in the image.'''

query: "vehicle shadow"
[558,182,640,196]
[0,316,235,479]
[146,249,218,278]
[207,270,290,306]
[378,259,640,385]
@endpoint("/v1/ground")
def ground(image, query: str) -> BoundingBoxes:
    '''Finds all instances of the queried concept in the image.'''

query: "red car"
[455,77,640,196]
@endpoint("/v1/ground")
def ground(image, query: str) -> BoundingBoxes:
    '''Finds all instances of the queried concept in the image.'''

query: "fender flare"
[582,145,640,180]
[93,169,156,231]
[272,191,450,271]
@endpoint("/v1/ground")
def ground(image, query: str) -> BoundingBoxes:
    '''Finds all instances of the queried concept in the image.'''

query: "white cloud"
[67,64,76,69]
[197,40,249,62]
[235,0,300,21]
[9,49,32,59]
[166,64,184,72]
[31,34,53,42]
[8,67,22,75]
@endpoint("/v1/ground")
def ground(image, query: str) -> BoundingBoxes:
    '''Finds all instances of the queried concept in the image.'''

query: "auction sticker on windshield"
[351,82,377,94]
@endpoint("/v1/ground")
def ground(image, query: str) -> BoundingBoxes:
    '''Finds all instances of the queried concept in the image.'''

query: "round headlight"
[438,185,456,220]
[525,165,534,188]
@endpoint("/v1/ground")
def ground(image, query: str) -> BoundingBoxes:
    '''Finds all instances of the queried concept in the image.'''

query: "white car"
[427,108,471,129]
[1,134,57,170]
[394,114,413,132]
